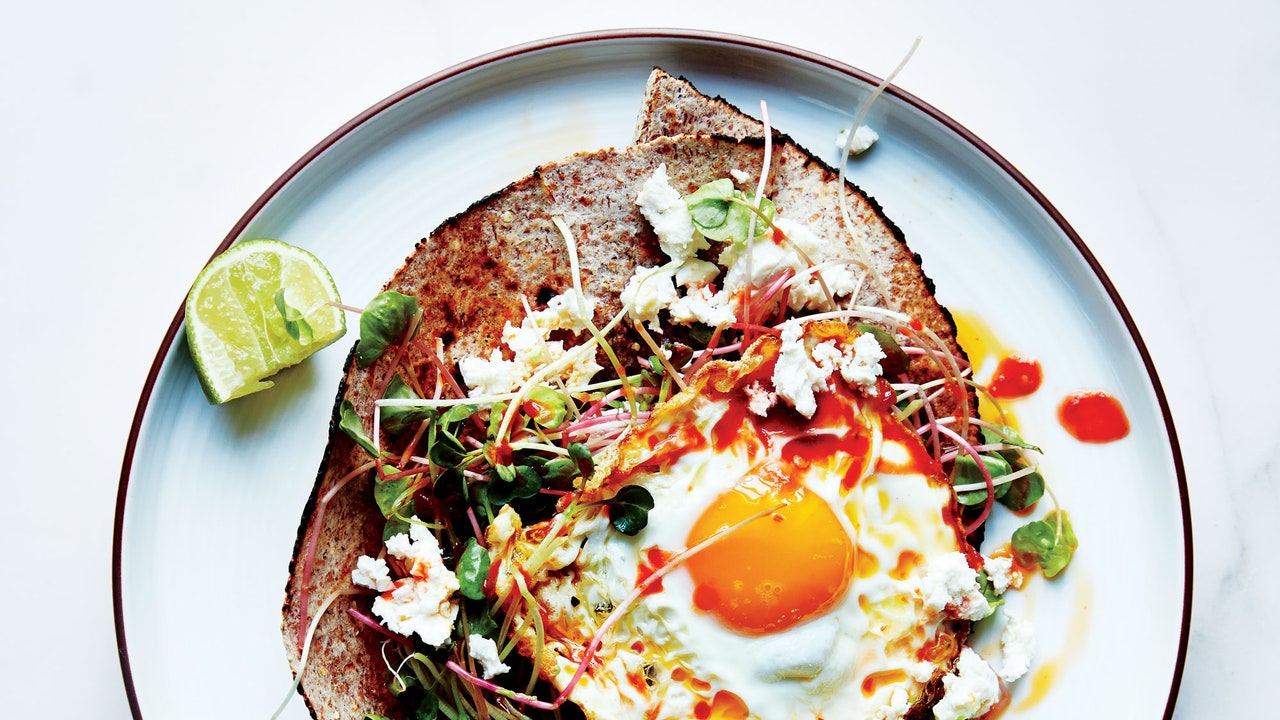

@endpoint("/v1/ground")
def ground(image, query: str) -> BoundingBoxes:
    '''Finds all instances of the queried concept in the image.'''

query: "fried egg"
[487,321,973,720]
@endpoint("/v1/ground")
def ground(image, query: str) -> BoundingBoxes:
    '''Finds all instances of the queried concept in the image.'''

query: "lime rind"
[185,238,346,404]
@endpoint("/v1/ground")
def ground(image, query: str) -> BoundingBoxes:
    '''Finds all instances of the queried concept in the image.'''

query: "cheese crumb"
[999,614,1036,683]
[872,686,911,720]
[840,331,887,395]
[468,634,511,679]
[351,555,393,592]
[933,648,1001,720]
[458,289,604,396]
[921,552,993,621]
[745,381,778,417]
[636,163,708,264]
[836,124,880,155]
[983,555,1021,595]
[372,521,460,646]
[771,321,835,418]
[620,266,679,331]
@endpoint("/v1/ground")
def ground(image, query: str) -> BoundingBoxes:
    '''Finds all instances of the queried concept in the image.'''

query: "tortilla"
[281,72,969,720]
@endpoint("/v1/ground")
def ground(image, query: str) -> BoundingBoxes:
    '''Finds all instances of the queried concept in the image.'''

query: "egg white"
[541,393,966,720]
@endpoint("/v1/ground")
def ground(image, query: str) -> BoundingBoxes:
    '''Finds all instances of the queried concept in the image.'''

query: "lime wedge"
[185,238,346,404]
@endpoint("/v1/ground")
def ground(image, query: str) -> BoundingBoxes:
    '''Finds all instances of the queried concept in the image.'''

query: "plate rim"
[112,27,1192,719]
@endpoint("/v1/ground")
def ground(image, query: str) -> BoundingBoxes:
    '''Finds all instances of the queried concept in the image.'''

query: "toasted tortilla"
[282,73,968,720]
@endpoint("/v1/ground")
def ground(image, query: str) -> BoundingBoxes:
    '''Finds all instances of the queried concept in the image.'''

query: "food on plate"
[278,69,1074,720]
[185,238,346,404]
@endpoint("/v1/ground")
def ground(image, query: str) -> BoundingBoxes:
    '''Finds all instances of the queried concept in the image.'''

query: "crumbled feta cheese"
[719,232,800,300]
[675,258,720,288]
[839,331,886,394]
[729,168,752,184]
[744,381,777,417]
[771,321,835,418]
[386,522,453,580]
[836,124,880,155]
[372,521,461,645]
[502,322,551,366]
[468,634,511,679]
[717,216,859,315]
[458,291,604,397]
[527,289,596,334]
[999,614,1036,683]
[459,350,525,397]
[620,266,679,330]
[983,555,1020,595]
[636,164,708,264]
[667,284,735,327]
[872,686,911,720]
[933,648,1001,720]
[351,555,393,592]
[373,517,463,640]
[921,552,993,621]
[373,576,459,646]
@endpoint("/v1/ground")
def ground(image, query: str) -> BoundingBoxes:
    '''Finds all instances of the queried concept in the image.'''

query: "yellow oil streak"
[1012,572,1093,713]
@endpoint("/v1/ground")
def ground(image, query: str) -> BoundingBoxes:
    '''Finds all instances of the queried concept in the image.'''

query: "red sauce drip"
[712,396,751,452]
[1058,391,1129,443]
[636,546,675,596]
[635,419,709,472]
[989,354,1043,399]
[878,416,943,477]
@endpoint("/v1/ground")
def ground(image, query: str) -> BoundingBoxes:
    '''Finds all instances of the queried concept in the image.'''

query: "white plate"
[114,30,1189,720]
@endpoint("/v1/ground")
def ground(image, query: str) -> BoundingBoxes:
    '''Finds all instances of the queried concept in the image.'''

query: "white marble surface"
[2,1,1275,717]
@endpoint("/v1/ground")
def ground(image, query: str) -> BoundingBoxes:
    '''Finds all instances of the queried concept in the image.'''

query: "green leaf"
[540,457,578,485]
[568,442,594,479]
[274,288,315,345]
[486,402,511,441]
[381,375,438,434]
[383,514,411,541]
[684,178,733,229]
[356,291,419,368]
[339,400,381,457]
[492,463,517,484]
[487,464,541,504]
[440,403,479,427]
[683,179,776,243]
[411,692,439,720]
[465,600,498,638]
[456,539,491,600]
[981,425,1042,454]
[998,471,1045,511]
[975,570,1006,612]
[428,429,468,469]
[524,386,569,428]
[1011,511,1078,578]
[951,453,1012,505]
[607,485,655,536]
[373,470,409,519]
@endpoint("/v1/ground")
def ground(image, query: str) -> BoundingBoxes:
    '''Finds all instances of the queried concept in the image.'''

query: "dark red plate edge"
[111,27,1192,719]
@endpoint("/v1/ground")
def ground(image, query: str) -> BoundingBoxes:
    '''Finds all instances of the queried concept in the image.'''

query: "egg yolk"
[684,463,854,635]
